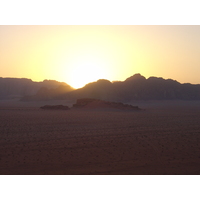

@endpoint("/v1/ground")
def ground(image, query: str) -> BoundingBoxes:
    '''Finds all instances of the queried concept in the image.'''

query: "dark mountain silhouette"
[125,73,146,82]
[0,77,74,100]
[21,84,74,101]
[2,74,200,102]
[65,74,200,102]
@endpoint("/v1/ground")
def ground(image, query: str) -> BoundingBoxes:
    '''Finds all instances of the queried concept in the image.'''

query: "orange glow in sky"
[1,25,200,88]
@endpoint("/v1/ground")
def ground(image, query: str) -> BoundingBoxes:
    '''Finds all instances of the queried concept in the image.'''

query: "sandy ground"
[0,100,200,175]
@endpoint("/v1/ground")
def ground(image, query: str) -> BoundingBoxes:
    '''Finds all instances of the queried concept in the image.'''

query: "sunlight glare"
[68,58,109,89]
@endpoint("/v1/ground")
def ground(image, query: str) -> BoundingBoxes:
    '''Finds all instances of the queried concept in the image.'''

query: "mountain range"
[1,74,200,102]
[0,77,73,100]
[65,74,200,102]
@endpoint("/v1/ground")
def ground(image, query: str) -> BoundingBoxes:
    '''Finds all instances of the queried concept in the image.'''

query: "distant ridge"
[65,74,200,102]
[2,74,200,102]
[125,73,146,82]
[0,77,74,100]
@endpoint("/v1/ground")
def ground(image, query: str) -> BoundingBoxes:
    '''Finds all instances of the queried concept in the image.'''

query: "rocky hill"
[3,74,200,102]
[65,74,200,102]
[0,77,74,100]
[72,98,141,110]
[40,105,70,110]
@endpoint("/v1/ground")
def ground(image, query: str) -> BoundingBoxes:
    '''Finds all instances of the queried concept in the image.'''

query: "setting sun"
[67,56,110,89]
[1,26,200,86]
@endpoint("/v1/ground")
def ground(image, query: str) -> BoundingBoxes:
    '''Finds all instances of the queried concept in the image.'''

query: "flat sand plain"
[0,100,200,175]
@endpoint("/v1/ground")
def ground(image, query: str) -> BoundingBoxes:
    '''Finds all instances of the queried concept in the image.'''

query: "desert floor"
[0,100,200,175]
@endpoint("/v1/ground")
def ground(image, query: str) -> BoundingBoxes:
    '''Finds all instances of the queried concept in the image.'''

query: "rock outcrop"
[40,105,69,110]
[66,74,200,101]
[73,98,141,111]
[0,77,74,100]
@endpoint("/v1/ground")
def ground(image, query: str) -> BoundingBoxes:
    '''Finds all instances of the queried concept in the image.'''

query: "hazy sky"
[1,25,200,88]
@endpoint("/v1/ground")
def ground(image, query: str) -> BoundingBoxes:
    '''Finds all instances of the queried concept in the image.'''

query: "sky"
[1,25,200,88]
